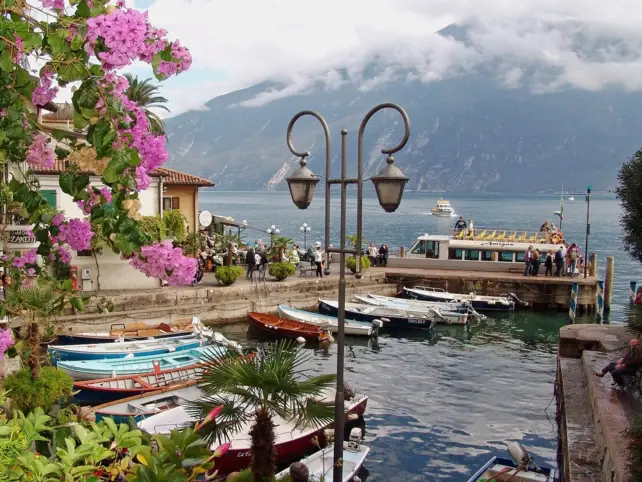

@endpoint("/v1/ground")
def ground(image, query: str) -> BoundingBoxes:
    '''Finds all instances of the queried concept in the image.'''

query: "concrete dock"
[556,324,639,482]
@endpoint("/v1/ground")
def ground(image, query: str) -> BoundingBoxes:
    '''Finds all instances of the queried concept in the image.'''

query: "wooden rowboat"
[56,320,196,344]
[73,364,205,404]
[247,312,331,342]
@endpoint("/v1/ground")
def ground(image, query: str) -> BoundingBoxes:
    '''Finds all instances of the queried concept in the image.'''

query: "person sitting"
[596,339,642,386]
[289,462,310,482]
[540,221,550,233]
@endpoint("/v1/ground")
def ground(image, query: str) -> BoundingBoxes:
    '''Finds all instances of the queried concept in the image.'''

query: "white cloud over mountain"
[136,0,642,113]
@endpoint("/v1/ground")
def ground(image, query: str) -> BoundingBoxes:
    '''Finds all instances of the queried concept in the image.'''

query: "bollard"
[604,256,614,313]
[631,281,639,303]
[569,283,579,323]
[596,280,604,320]
[400,247,405,257]
[589,252,598,277]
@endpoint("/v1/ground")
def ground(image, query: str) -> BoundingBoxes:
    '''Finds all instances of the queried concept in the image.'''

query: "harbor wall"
[384,268,597,311]
[556,325,635,482]
[47,271,397,335]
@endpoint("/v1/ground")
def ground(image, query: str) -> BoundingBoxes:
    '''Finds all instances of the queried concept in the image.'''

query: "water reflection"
[231,313,564,481]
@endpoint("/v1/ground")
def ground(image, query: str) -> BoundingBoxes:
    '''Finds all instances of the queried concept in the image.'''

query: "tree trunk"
[27,322,40,379]
[249,407,276,482]
[93,251,101,291]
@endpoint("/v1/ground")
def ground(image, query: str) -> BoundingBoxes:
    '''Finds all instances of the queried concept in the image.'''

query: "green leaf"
[0,425,11,436]
[0,130,7,146]
[73,111,88,129]
[58,62,86,82]
[113,234,137,256]
[72,80,100,111]
[71,34,84,51]
[70,297,84,311]
[0,50,13,73]
[103,149,133,183]
[75,0,91,17]
[14,66,35,98]
[62,279,73,292]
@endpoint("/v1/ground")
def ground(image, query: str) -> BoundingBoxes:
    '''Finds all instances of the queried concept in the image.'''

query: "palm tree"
[123,73,169,136]
[189,341,336,482]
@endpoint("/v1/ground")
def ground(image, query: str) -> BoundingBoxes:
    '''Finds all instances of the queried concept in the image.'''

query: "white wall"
[37,175,162,291]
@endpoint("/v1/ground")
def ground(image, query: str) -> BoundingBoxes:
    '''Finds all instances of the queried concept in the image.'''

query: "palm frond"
[186,395,250,446]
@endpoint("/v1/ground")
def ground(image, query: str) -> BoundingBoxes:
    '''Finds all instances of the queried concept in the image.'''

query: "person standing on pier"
[245,245,255,280]
[554,246,565,277]
[544,250,554,276]
[596,339,642,386]
[313,246,324,278]
[531,249,541,276]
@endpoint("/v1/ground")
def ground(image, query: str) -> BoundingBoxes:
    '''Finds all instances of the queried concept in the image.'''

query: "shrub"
[269,262,296,281]
[346,255,371,273]
[2,367,74,413]
[215,265,244,286]
[139,215,167,241]
[628,414,642,482]
[163,209,186,242]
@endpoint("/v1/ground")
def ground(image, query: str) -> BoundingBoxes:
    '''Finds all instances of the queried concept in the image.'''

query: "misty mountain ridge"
[165,24,642,192]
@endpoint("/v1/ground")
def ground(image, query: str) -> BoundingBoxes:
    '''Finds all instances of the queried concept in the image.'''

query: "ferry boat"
[392,227,567,273]
[431,198,455,217]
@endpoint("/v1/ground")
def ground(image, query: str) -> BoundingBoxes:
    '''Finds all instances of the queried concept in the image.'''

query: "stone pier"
[556,324,639,482]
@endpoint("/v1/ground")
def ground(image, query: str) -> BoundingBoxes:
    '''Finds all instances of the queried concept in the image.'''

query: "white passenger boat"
[276,428,370,482]
[277,305,379,337]
[431,198,455,217]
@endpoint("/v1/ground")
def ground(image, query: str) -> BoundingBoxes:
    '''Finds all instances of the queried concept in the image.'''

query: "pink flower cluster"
[100,74,168,190]
[53,219,94,251]
[13,36,23,63]
[26,133,55,169]
[85,7,191,75]
[41,0,64,10]
[12,248,38,268]
[130,241,197,285]
[77,186,113,214]
[49,245,72,264]
[32,70,58,107]
[0,328,14,360]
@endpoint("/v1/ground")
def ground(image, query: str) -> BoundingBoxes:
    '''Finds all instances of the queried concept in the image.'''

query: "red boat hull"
[213,396,368,474]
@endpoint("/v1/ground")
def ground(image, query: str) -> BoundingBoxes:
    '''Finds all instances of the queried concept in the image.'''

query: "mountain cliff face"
[165,29,642,193]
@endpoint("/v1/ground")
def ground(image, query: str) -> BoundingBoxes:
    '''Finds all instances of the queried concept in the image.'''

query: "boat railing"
[448,227,566,244]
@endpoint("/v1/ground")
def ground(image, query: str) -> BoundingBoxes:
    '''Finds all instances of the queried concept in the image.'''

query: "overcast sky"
[123,0,642,115]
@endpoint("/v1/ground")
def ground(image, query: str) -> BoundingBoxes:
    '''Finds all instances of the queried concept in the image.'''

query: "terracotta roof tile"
[32,160,214,186]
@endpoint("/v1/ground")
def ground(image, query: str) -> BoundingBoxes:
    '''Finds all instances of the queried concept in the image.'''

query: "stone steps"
[557,357,604,482]
[581,350,633,482]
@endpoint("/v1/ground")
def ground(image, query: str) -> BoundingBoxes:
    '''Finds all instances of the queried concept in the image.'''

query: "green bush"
[215,265,244,286]
[163,209,186,242]
[139,215,167,241]
[229,468,326,481]
[346,255,371,273]
[2,367,74,413]
[268,262,296,281]
[628,415,642,482]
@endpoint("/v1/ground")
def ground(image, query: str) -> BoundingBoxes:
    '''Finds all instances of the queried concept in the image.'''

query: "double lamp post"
[285,103,411,482]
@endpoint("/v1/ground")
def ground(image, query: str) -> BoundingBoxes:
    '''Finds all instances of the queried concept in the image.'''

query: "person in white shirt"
[313,246,323,278]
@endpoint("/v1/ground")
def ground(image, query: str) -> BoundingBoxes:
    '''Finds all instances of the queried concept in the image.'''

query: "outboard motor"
[506,442,542,472]
[346,428,363,452]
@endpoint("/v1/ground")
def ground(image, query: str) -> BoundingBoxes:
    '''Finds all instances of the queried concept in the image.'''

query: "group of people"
[523,242,582,277]
[367,244,389,267]
[454,217,475,236]
[244,244,270,280]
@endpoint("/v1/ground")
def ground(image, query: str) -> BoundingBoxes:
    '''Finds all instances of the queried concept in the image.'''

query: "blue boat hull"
[50,340,201,362]
[318,300,435,331]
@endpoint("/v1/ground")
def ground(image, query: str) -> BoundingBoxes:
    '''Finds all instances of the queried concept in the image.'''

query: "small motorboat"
[48,335,204,362]
[319,299,458,329]
[402,286,518,312]
[57,345,226,380]
[73,364,204,404]
[55,319,198,344]
[568,195,575,201]
[431,198,455,217]
[352,294,485,322]
[277,305,379,337]
[275,427,370,482]
[138,386,368,475]
[467,442,555,482]
[247,312,331,343]
[94,381,204,423]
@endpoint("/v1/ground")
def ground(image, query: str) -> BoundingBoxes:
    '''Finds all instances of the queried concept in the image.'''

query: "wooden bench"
[299,262,317,277]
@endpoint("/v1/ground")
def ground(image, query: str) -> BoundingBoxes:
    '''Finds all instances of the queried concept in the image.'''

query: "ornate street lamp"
[285,103,411,482]
[300,223,311,249]
[266,225,279,247]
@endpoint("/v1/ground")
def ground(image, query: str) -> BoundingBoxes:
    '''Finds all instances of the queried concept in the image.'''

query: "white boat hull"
[276,443,370,482]
[431,210,454,217]
[277,305,375,337]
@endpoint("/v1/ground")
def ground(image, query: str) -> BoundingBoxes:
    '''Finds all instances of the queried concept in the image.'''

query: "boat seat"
[496,231,506,240]
[528,233,538,242]
[486,231,496,240]
[508,232,516,241]
[475,230,487,240]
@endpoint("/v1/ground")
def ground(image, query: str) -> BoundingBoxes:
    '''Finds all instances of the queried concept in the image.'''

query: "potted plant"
[269,262,296,281]
[215,266,244,286]
[346,255,371,274]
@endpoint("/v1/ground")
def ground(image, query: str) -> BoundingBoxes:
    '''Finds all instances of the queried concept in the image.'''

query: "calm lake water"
[200,190,642,481]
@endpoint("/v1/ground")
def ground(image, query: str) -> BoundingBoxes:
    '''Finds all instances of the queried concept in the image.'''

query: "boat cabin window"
[425,241,439,259]
[464,250,480,261]
[448,248,463,260]
[410,240,426,255]
[498,252,514,262]
[481,251,495,261]
[515,252,526,263]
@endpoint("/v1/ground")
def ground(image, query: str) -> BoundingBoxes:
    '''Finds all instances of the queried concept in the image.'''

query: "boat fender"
[346,413,359,422]
[167,347,176,352]
[379,317,390,323]
[372,319,384,329]
[324,429,334,440]
[296,337,306,344]
[506,441,531,468]
[124,353,134,359]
